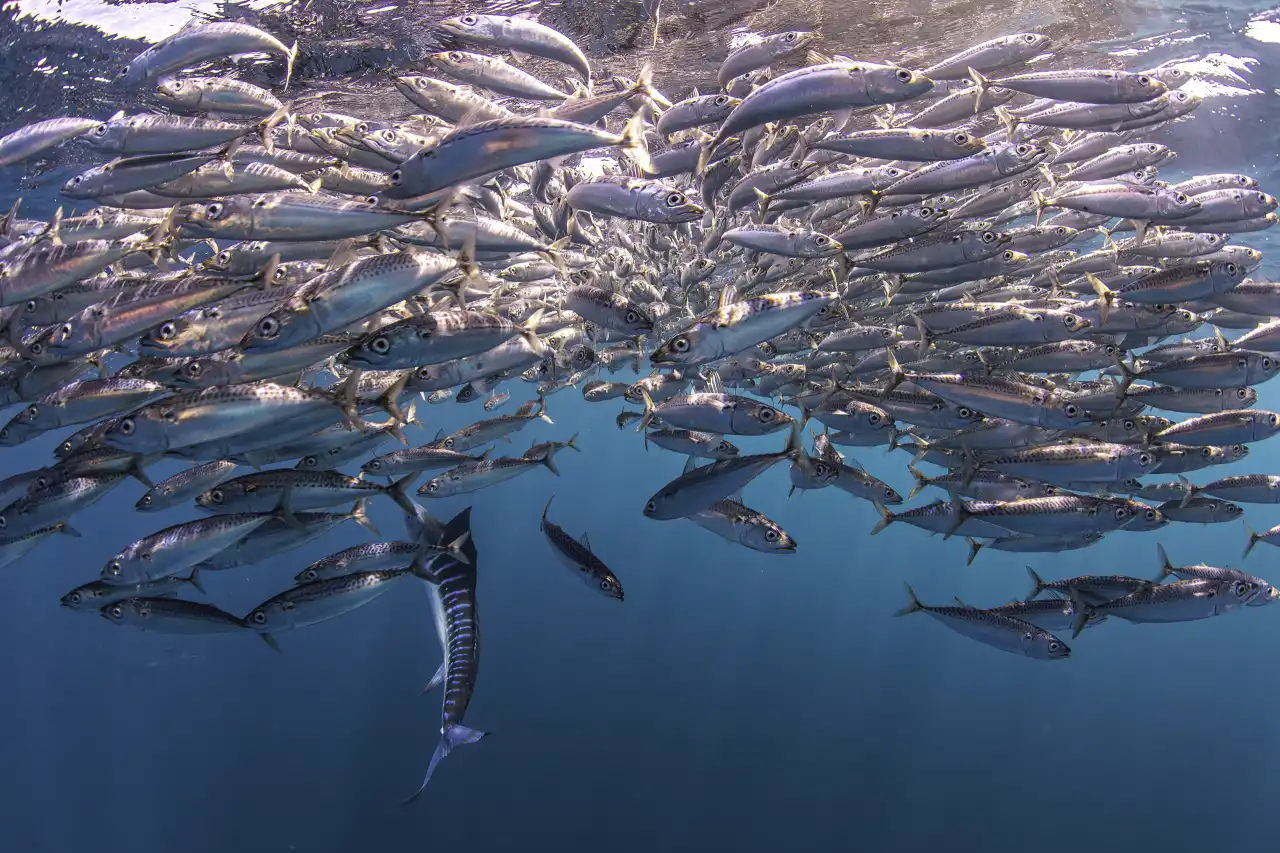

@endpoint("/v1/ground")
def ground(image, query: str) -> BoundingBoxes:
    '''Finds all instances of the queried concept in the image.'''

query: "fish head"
[710,438,741,459]
[99,599,144,625]
[1122,72,1168,102]
[138,314,195,355]
[100,546,139,584]
[743,516,797,553]
[60,167,103,199]
[1145,63,1191,90]
[195,482,244,512]
[1247,352,1280,385]
[153,78,202,109]
[183,198,249,238]
[650,330,702,366]
[342,326,403,369]
[47,308,102,355]
[240,304,308,352]
[1248,584,1280,607]
[417,473,455,498]
[245,605,279,631]
[0,410,43,447]
[60,584,103,610]
[1155,188,1199,218]
[590,570,625,601]
[1121,501,1167,532]
[1026,629,1071,660]
[103,405,172,453]
[865,64,934,103]
[170,355,229,389]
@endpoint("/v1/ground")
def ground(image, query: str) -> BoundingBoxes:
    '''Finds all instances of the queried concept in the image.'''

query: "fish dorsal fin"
[727,489,744,504]
[704,369,723,395]
[580,531,592,550]
[690,86,701,99]
[682,455,697,475]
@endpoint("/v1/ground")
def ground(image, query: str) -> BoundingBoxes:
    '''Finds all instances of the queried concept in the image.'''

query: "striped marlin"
[402,505,487,804]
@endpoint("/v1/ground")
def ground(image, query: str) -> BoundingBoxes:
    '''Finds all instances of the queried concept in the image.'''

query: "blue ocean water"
[2,1,1280,851]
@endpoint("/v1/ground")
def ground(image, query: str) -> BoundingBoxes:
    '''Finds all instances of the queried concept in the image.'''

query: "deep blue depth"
[4,2,1280,851]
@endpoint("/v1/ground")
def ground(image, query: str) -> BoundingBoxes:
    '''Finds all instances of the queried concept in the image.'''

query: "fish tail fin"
[185,568,206,596]
[519,308,546,348]
[1066,585,1093,639]
[535,392,553,424]
[388,473,421,516]
[1085,272,1113,326]
[1243,522,1260,560]
[1154,542,1175,581]
[620,107,654,175]
[894,582,923,616]
[870,501,893,535]
[782,421,804,460]
[906,463,929,500]
[1176,474,1194,508]
[638,387,656,432]
[1025,565,1048,599]
[884,347,905,393]
[941,488,969,541]
[350,498,381,537]
[565,432,581,452]
[259,104,292,154]
[400,724,488,805]
[284,41,299,92]
[965,538,982,566]
[541,495,554,528]
[967,67,991,113]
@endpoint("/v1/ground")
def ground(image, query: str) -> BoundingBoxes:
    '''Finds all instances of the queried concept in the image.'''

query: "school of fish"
[0,9,1277,797]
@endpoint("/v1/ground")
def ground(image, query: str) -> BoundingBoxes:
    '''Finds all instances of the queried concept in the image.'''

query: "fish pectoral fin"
[421,661,447,694]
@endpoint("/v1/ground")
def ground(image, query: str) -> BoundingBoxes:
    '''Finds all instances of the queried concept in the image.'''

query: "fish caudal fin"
[400,724,488,805]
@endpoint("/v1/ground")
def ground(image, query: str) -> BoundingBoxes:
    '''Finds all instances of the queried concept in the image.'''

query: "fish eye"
[1139,452,1151,465]
[24,404,37,419]
[645,500,658,512]
[257,316,280,338]
[1003,250,1016,261]
[671,336,690,353]
[390,169,402,185]
[815,235,828,244]
[1259,192,1269,203]
[28,341,43,355]
[118,418,135,436]
[665,191,685,207]
[1239,388,1250,398]
[94,124,107,136]
[157,321,176,340]
[1123,419,1135,429]
[1264,357,1274,369]
[765,529,779,541]
[369,336,390,354]
[1226,262,1238,275]
[789,160,802,169]
[1023,33,1037,42]
[715,95,729,105]
[1113,507,1127,520]
[982,231,996,243]
[1175,192,1188,203]
[108,605,123,618]
[443,438,454,449]
[1016,144,1030,155]
[1139,75,1151,84]
[106,561,121,576]
[896,69,912,82]
[1236,582,1251,597]
[208,489,224,504]
[759,408,775,422]
[951,132,968,144]
[785,32,797,41]
[1065,404,1079,417]
[957,407,973,418]
[252,611,267,624]
[203,201,225,220]
[868,412,881,424]
[598,580,614,591]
